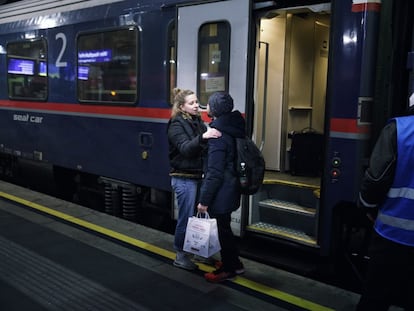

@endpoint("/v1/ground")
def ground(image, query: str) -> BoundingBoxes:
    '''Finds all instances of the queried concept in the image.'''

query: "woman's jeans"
[171,176,199,251]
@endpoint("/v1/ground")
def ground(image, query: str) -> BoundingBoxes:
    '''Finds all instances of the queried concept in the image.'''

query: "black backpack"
[234,137,265,195]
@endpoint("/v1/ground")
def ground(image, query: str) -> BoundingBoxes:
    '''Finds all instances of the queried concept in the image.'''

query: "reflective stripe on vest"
[388,187,414,200]
[377,211,414,231]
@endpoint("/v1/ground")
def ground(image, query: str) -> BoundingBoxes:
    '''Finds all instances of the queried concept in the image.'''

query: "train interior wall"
[255,9,330,172]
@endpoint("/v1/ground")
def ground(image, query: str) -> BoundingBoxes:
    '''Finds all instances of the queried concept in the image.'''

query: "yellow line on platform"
[0,191,334,311]
[0,191,175,259]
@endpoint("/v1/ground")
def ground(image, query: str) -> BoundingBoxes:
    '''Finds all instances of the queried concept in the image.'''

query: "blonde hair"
[171,88,195,118]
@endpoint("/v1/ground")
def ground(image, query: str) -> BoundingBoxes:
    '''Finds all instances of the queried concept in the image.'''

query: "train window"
[197,22,230,107]
[167,21,176,106]
[77,27,138,105]
[6,39,48,101]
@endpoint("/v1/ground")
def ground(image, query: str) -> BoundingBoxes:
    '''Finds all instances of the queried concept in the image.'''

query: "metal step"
[247,222,318,247]
[259,199,316,216]
[259,172,320,208]
[263,171,320,189]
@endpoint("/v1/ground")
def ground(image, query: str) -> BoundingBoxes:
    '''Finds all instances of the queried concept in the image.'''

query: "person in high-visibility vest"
[357,93,414,310]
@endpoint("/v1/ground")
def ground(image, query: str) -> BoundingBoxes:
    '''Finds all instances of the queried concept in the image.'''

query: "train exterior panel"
[0,0,413,278]
[0,0,175,191]
[320,0,379,251]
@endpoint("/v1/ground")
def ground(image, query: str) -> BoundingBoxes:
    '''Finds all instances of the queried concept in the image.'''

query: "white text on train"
[13,114,43,123]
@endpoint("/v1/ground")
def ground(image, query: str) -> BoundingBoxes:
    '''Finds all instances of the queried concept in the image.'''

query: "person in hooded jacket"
[197,91,245,283]
[168,88,221,271]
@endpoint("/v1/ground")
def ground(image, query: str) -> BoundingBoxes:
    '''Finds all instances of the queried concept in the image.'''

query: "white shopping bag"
[183,212,221,258]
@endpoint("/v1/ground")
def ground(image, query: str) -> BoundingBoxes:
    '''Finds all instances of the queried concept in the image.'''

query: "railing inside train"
[258,41,269,152]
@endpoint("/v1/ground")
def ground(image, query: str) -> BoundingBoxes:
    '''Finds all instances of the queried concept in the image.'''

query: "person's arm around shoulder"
[201,128,221,141]
[168,119,217,156]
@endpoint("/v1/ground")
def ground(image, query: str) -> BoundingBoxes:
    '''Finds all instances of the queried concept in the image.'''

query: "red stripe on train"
[0,100,232,123]
[330,118,371,134]
[352,3,381,13]
[0,100,172,119]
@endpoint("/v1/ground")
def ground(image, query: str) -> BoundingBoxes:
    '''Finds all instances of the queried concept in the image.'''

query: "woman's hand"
[202,128,221,139]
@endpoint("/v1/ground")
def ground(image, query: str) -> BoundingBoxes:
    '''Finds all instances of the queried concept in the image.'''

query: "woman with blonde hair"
[167,88,221,270]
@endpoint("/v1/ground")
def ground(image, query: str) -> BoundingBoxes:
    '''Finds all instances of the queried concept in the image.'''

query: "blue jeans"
[171,177,199,251]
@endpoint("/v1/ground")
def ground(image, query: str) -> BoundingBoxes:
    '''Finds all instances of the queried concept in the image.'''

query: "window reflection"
[7,39,48,100]
[77,27,138,105]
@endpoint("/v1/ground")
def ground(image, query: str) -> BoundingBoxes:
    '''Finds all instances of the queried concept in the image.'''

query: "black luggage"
[289,128,323,176]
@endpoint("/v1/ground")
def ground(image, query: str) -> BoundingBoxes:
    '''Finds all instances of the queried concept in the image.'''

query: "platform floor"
[0,180,391,311]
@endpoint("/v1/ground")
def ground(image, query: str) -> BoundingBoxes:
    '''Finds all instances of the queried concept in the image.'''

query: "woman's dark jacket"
[199,110,246,214]
[167,113,207,179]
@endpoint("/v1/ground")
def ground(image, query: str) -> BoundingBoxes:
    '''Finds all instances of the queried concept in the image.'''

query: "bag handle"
[196,211,210,219]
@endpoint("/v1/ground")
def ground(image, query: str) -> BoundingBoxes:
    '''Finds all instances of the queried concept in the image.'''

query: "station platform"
[0,180,364,310]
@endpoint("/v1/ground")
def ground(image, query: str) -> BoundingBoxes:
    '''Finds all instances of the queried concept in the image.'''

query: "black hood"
[210,110,246,138]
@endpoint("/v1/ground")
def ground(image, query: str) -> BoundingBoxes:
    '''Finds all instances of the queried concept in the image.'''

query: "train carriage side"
[0,0,377,254]
[0,0,178,215]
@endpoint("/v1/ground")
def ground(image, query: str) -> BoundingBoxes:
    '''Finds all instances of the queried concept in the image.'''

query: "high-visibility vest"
[375,116,414,246]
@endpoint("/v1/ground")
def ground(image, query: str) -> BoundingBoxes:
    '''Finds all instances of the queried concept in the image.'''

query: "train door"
[247,3,331,250]
[176,0,251,235]
[254,3,330,172]
[176,0,250,111]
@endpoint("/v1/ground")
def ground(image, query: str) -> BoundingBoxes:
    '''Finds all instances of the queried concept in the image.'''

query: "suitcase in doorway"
[289,129,323,177]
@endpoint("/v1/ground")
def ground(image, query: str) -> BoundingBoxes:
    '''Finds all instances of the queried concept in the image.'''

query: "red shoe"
[204,268,236,283]
[215,261,245,275]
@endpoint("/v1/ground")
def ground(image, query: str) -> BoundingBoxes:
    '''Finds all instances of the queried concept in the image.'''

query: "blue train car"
[0,0,413,277]
[0,0,174,193]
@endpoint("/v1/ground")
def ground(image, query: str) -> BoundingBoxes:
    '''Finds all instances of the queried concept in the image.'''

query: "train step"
[257,199,317,236]
[258,199,316,216]
[247,222,318,247]
[248,171,320,247]
[260,172,320,209]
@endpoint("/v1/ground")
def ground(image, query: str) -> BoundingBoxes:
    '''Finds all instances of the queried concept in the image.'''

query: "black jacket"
[359,121,397,209]
[167,113,207,178]
[199,110,246,214]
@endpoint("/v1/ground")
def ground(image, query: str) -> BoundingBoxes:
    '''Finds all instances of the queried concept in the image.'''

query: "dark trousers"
[356,231,414,311]
[212,212,240,271]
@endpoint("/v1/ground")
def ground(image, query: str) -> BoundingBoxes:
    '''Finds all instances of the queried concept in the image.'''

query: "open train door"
[176,0,251,236]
